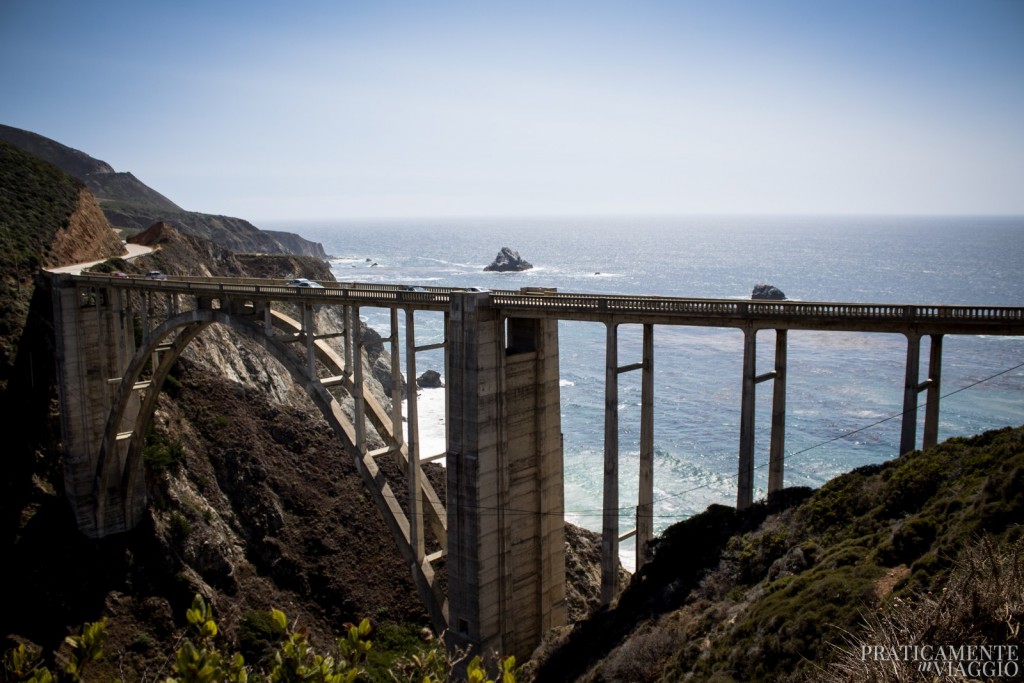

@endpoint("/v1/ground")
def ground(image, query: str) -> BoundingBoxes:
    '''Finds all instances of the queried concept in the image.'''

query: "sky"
[2,0,1023,221]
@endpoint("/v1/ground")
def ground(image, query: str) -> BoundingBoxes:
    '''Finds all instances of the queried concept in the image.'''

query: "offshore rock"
[485,246,533,272]
[751,283,786,300]
[416,370,444,389]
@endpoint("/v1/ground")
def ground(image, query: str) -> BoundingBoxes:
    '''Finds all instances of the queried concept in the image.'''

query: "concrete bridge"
[49,272,1024,660]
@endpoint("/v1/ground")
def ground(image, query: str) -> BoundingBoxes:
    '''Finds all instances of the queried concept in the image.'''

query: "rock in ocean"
[751,283,786,300]
[484,247,533,272]
[417,370,444,388]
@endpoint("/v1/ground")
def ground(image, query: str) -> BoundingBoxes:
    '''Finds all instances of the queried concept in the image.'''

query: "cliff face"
[45,188,126,267]
[264,230,329,259]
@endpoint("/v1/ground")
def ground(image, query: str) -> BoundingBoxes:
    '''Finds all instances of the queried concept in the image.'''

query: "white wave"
[404,387,447,465]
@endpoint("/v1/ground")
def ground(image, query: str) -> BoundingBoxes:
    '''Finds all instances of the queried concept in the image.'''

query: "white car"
[289,278,324,288]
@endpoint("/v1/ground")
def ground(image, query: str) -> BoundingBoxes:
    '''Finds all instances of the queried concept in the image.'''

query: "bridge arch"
[94,307,369,534]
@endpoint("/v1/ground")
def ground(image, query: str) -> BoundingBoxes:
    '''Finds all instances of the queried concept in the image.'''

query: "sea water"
[270,215,1024,570]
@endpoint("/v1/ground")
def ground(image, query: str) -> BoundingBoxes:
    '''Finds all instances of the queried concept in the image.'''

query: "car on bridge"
[288,278,324,288]
[145,271,167,280]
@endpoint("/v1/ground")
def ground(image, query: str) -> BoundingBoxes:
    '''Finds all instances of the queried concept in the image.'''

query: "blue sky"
[2,0,1022,220]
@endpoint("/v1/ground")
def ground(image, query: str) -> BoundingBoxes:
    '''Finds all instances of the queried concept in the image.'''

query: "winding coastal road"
[45,243,154,275]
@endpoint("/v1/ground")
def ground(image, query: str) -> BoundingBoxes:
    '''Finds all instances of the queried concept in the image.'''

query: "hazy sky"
[2,1,1022,220]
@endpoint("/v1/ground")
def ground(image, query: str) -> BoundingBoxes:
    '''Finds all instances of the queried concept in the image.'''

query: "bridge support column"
[52,278,143,538]
[767,329,788,494]
[900,333,921,454]
[352,305,366,453]
[901,332,944,454]
[601,322,619,603]
[447,293,565,661]
[636,324,654,568]
[405,308,424,562]
[737,328,757,510]
[601,323,656,584]
[738,327,787,509]
[302,304,316,378]
[923,334,943,450]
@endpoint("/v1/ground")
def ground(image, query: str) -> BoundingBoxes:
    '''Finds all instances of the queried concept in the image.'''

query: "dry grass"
[810,535,1023,682]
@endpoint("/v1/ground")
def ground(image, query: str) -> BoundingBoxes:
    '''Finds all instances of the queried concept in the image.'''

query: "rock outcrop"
[484,247,533,272]
[46,188,126,267]
[751,283,786,300]
[265,230,329,259]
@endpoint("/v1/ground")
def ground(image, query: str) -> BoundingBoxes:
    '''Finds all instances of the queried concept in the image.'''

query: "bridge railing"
[492,291,1024,324]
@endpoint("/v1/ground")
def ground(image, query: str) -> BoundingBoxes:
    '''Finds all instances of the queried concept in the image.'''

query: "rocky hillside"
[530,427,1024,682]
[0,124,182,212]
[0,124,327,259]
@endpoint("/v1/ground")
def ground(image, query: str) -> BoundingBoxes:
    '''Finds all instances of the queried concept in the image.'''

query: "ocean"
[269,215,1024,569]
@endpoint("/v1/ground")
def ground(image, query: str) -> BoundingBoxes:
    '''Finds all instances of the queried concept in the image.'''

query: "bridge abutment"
[53,277,144,538]
[446,293,566,661]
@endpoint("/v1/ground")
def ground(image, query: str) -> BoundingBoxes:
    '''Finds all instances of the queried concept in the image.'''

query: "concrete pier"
[446,293,566,660]
[53,280,143,537]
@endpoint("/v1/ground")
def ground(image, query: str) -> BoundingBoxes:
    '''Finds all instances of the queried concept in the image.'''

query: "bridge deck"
[72,273,1024,336]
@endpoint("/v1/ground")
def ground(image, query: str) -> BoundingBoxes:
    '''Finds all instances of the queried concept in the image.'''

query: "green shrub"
[1,594,517,683]
[87,257,129,274]
[167,511,192,541]
[142,430,185,471]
